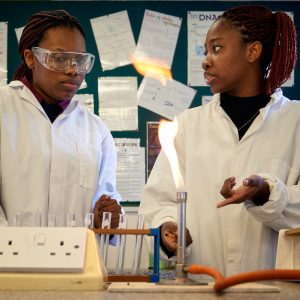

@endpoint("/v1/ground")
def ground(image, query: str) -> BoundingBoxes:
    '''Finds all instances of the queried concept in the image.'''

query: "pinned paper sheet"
[138,75,196,120]
[276,229,300,269]
[90,11,136,71]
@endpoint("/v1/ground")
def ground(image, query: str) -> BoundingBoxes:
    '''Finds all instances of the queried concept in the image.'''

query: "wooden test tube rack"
[285,227,300,236]
[92,228,160,283]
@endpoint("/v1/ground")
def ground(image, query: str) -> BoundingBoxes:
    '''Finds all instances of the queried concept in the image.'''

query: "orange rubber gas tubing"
[185,265,300,293]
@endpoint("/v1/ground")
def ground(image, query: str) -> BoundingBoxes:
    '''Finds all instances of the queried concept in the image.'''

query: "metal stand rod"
[159,191,205,285]
[176,191,187,281]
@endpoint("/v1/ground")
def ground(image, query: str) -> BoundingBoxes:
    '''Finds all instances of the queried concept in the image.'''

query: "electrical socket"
[0,227,87,272]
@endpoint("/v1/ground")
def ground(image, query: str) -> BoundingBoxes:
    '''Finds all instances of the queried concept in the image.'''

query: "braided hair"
[218,5,297,95]
[13,10,85,81]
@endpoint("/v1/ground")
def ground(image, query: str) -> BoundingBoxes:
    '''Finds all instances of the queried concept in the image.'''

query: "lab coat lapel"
[241,89,283,141]
[14,81,47,115]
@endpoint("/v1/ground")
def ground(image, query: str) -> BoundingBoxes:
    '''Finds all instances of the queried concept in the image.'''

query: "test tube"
[21,212,41,227]
[99,212,112,266]
[13,213,22,227]
[131,214,145,274]
[116,214,128,274]
[48,214,57,227]
[67,213,76,227]
[84,212,94,228]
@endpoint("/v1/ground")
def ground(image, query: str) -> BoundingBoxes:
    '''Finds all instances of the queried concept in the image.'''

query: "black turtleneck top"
[220,92,270,140]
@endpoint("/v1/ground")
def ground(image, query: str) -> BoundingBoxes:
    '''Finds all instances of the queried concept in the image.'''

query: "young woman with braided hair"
[139,5,300,276]
[0,10,122,228]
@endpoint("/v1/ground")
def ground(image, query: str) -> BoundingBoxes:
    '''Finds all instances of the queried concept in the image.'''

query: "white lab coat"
[139,89,300,276]
[0,81,121,226]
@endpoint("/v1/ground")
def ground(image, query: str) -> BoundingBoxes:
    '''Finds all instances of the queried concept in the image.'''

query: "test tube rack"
[92,228,160,283]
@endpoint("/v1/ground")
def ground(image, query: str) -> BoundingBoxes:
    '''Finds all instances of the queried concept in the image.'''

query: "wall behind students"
[1,1,299,202]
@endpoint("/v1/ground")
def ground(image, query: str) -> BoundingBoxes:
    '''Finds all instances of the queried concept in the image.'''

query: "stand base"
[157,277,207,286]
[108,282,280,293]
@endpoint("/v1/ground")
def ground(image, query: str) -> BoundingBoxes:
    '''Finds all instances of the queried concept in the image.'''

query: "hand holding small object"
[93,194,122,228]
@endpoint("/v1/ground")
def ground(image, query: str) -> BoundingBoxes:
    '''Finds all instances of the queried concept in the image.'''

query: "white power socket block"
[0,227,87,272]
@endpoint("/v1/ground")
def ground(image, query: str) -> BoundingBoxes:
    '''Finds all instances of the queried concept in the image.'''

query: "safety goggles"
[31,47,95,74]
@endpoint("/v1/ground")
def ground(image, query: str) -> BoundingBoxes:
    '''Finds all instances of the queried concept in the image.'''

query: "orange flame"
[158,118,184,191]
[132,55,172,85]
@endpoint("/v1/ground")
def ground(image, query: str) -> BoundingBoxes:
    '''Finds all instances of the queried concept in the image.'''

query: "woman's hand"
[161,221,193,252]
[217,175,270,208]
[93,194,122,228]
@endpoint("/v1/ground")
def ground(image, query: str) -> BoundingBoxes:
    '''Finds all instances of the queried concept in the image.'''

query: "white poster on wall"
[138,74,196,120]
[98,77,138,131]
[90,10,136,71]
[114,138,145,202]
[134,10,182,68]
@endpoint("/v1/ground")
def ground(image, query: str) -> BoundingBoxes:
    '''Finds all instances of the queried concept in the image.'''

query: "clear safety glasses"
[31,47,95,74]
